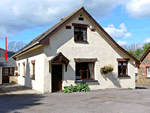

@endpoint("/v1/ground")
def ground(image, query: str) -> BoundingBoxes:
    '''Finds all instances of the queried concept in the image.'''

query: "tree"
[8,41,27,52]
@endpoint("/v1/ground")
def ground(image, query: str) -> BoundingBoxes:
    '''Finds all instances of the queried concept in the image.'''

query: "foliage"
[11,81,17,84]
[61,83,90,93]
[121,43,150,60]
[100,65,113,74]
[128,88,132,90]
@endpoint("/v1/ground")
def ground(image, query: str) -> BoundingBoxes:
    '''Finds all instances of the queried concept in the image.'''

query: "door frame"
[51,64,63,92]
[2,67,10,83]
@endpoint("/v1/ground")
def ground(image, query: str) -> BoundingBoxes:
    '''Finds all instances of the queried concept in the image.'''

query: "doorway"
[2,68,9,83]
[52,64,62,92]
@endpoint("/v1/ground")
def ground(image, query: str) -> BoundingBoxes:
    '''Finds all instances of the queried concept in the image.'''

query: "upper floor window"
[74,27,87,41]
[72,23,88,42]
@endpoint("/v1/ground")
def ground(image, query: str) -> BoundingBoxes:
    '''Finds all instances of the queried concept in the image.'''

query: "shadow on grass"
[0,94,45,113]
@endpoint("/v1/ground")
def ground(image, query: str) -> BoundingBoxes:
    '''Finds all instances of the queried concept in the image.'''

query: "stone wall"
[138,52,150,85]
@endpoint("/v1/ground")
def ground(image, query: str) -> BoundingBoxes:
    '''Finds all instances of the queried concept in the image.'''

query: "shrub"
[11,81,17,84]
[128,88,132,90]
[61,83,90,93]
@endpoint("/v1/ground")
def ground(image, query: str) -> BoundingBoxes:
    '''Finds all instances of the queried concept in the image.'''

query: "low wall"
[9,76,18,84]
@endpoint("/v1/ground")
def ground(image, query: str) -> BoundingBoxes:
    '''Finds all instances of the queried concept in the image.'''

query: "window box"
[31,77,35,80]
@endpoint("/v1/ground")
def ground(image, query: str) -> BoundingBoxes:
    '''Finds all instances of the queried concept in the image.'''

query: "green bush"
[61,83,90,93]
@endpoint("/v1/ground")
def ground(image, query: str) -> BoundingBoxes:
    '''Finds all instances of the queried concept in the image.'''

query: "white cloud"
[117,40,127,46]
[0,0,131,39]
[143,38,150,43]
[125,0,150,18]
[103,23,131,39]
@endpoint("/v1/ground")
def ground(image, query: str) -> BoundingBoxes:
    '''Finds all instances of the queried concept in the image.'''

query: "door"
[2,68,9,83]
[52,64,62,92]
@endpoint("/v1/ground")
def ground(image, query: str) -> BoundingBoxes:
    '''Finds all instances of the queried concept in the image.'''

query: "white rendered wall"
[43,12,136,91]
[16,46,45,93]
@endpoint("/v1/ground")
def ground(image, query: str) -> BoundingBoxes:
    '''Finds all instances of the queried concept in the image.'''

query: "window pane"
[74,28,79,31]
[119,69,122,75]
[88,63,94,78]
[81,70,87,79]
[118,62,121,66]
[123,62,127,66]
[147,67,150,76]
[123,69,127,75]
[88,70,94,79]
[82,29,86,41]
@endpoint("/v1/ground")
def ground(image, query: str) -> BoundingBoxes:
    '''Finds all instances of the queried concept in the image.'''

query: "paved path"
[0,84,42,94]
[0,86,150,113]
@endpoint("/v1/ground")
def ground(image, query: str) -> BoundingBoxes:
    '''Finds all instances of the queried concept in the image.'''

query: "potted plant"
[100,65,113,74]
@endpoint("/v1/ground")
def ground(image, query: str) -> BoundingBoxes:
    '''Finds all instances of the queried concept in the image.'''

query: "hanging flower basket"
[100,65,113,74]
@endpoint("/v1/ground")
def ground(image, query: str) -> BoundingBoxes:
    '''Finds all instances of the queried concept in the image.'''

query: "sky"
[0,0,150,49]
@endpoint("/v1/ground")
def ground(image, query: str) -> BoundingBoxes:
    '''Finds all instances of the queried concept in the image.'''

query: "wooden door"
[52,64,62,92]
[2,68,9,83]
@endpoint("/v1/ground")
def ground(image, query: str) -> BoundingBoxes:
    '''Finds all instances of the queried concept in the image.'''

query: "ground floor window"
[76,62,94,80]
[32,63,35,79]
[2,67,14,76]
[146,67,150,77]
[118,61,128,76]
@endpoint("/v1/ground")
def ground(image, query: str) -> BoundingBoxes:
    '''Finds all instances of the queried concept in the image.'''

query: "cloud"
[117,41,127,46]
[125,0,150,18]
[117,40,127,46]
[143,38,150,43]
[0,0,130,39]
[103,23,131,39]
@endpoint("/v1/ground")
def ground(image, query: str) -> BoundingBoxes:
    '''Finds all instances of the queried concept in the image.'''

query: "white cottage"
[12,7,140,93]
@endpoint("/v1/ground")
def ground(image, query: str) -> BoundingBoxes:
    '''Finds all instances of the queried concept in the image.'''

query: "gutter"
[11,42,40,59]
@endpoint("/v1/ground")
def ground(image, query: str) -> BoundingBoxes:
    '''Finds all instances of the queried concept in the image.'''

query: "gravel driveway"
[0,86,150,113]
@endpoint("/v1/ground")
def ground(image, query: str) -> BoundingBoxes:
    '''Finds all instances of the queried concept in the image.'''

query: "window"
[146,67,150,77]
[2,68,9,76]
[74,27,87,41]
[76,62,94,80]
[78,17,84,21]
[18,65,20,76]
[118,61,128,76]
[10,68,14,76]
[23,63,25,77]
[32,63,35,79]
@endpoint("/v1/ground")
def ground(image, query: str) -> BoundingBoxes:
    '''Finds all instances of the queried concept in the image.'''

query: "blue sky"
[0,0,150,49]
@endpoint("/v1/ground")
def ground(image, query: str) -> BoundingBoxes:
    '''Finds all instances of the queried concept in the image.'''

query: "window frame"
[32,62,35,80]
[74,27,87,42]
[118,61,128,77]
[75,62,95,80]
[146,66,150,77]
[72,23,89,42]
[23,63,25,77]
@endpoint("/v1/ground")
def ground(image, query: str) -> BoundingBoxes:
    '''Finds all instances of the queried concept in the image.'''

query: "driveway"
[0,86,150,113]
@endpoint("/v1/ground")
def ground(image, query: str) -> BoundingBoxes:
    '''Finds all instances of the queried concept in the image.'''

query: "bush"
[61,83,90,93]
[11,81,17,84]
